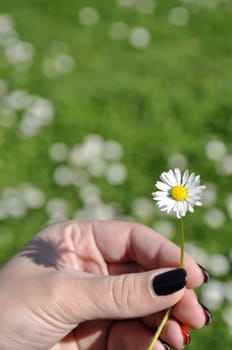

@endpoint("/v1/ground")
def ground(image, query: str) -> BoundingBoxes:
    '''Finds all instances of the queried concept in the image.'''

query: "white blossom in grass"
[168,7,189,27]
[206,254,230,277]
[205,139,227,161]
[201,280,224,310]
[129,27,151,49]
[53,53,75,75]
[109,22,129,41]
[19,184,46,209]
[132,197,154,220]
[152,168,206,219]
[49,142,69,162]
[167,153,188,170]
[105,163,127,185]
[116,0,136,7]
[154,220,175,239]
[53,165,74,186]
[46,198,69,223]
[135,0,156,15]
[4,90,29,111]
[202,183,217,207]
[204,208,225,229]
[4,40,35,66]
[78,7,99,26]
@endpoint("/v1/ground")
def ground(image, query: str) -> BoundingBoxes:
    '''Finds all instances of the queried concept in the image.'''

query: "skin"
[0,220,208,350]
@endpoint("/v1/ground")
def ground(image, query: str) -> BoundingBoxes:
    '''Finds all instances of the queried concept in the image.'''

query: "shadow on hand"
[18,237,77,270]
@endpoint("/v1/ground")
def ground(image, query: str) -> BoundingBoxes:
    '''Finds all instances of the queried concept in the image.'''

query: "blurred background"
[0,0,232,349]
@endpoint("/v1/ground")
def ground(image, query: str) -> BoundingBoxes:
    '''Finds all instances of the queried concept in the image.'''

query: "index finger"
[89,220,205,288]
[40,220,206,288]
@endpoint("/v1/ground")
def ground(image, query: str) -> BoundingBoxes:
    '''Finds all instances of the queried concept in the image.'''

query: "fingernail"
[161,341,171,350]
[180,324,191,345]
[152,268,187,296]
[197,263,209,283]
[198,299,212,326]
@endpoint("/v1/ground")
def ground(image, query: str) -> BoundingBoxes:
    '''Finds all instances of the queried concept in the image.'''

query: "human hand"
[0,220,210,350]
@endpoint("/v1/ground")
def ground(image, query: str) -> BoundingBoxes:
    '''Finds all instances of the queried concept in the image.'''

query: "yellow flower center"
[171,185,187,201]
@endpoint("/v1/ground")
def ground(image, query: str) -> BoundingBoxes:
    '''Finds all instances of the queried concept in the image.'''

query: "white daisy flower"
[152,168,206,219]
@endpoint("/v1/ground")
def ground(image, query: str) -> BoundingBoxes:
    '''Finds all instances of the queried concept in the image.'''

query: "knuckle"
[110,275,137,316]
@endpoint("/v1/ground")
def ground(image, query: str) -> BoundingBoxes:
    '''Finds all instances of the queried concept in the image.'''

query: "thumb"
[68,268,187,322]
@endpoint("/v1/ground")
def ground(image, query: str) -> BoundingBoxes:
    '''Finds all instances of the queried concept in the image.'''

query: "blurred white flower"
[135,0,155,14]
[78,7,100,26]
[201,280,225,310]
[53,165,74,186]
[202,183,217,207]
[4,40,35,66]
[206,254,230,276]
[132,197,154,220]
[167,153,188,170]
[205,139,227,161]
[129,27,151,49]
[109,22,129,40]
[204,208,225,229]
[105,163,127,185]
[154,220,175,239]
[49,142,69,162]
[168,7,189,26]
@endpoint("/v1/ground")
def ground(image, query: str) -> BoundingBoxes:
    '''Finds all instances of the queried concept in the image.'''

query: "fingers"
[143,313,191,350]
[91,220,206,288]
[171,289,212,328]
[40,220,206,288]
[93,220,205,288]
[64,268,186,324]
[143,289,212,349]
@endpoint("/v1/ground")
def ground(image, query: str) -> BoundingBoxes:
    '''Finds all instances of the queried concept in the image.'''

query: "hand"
[0,220,209,350]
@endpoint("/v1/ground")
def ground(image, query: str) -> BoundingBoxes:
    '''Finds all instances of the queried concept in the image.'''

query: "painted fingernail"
[161,341,171,350]
[152,268,187,296]
[180,324,191,345]
[198,299,212,325]
[197,263,209,283]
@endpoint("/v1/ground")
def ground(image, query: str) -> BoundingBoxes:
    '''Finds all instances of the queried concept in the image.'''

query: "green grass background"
[0,0,232,349]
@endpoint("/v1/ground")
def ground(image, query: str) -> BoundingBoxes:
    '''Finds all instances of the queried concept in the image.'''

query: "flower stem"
[179,217,185,268]
[147,307,171,350]
[147,218,185,350]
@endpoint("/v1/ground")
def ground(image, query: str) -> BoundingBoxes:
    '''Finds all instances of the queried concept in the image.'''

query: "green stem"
[179,217,185,268]
[147,217,185,350]
[147,307,171,350]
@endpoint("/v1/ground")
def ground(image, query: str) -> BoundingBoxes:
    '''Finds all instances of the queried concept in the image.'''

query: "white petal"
[157,197,173,207]
[182,169,189,186]
[188,206,194,213]
[185,172,196,189]
[174,168,181,185]
[152,191,169,197]
[166,200,177,214]
[178,201,187,216]
[155,181,171,191]
[160,170,177,187]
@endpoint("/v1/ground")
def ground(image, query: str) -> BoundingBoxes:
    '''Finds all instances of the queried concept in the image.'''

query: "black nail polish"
[161,341,172,350]
[197,263,209,283]
[152,268,187,296]
[198,299,212,325]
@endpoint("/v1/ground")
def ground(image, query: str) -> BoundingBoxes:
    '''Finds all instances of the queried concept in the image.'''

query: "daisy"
[152,168,206,219]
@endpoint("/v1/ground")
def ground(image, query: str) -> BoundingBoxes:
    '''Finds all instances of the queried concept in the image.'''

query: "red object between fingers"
[180,324,191,345]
